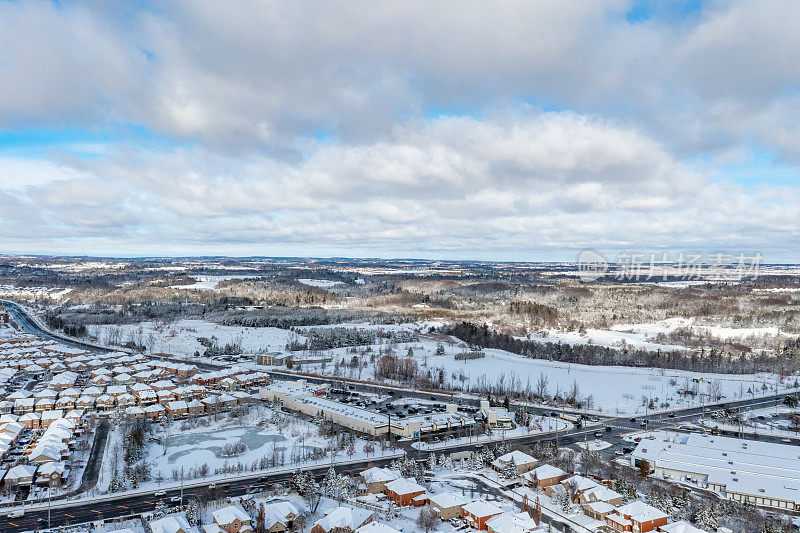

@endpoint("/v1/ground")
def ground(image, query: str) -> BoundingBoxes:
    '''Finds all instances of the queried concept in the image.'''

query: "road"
[0,458,398,531]
[3,299,798,532]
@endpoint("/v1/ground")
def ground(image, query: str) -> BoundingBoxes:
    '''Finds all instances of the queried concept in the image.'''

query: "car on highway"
[782,438,791,443]
[170,496,181,502]
[668,412,675,418]
[9,510,24,518]
[629,417,636,422]
[606,425,613,431]
[615,450,624,456]
[208,483,217,489]
[595,432,603,438]
[640,421,647,427]
[154,490,166,496]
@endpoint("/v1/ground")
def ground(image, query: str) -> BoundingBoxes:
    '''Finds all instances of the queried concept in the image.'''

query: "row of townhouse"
[191,367,270,390]
[0,414,81,489]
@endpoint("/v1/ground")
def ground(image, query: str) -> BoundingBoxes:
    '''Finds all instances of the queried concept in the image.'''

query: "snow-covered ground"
[169,275,265,291]
[574,440,612,451]
[306,333,797,415]
[99,404,398,495]
[297,278,345,288]
[523,317,797,352]
[699,406,800,438]
[87,319,298,356]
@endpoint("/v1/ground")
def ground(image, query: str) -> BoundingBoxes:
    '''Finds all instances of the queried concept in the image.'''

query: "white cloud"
[0,1,798,257]
[1,112,798,258]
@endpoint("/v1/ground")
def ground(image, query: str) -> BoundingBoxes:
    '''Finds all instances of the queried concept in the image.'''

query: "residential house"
[486,511,542,533]
[491,451,538,475]
[151,512,199,533]
[310,506,373,533]
[428,491,467,520]
[208,505,253,533]
[462,500,504,531]
[523,465,568,489]
[5,464,37,486]
[260,500,304,533]
[385,477,427,506]
[360,467,399,494]
[605,501,669,533]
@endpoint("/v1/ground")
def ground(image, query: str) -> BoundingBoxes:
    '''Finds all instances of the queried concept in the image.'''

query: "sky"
[1,0,799,261]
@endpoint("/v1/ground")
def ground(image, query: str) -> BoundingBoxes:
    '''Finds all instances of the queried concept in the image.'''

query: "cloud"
[1,111,798,258]
[0,1,798,257]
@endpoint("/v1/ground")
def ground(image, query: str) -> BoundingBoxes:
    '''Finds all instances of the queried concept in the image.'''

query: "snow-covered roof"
[462,499,504,518]
[150,512,199,533]
[312,506,373,532]
[485,511,541,533]
[356,522,402,533]
[633,431,800,503]
[360,466,399,484]
[614,500,668,522]
[212,505,251,526]
[7,464,37,478]
[261,500,302,529]
[527,464,566,480]
[384,477,425,495]
[659,520,709,533]
[428,491,467,509]
[492,450,537,467]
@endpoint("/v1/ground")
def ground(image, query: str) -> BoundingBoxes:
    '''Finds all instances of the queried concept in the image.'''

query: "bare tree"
[535,372,549,399]
[416,507,440,533]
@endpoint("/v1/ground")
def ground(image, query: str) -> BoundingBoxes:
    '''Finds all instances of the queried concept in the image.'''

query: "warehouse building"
[632,431,800,512]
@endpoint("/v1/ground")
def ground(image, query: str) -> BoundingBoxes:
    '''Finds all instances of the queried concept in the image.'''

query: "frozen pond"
[163,426,287,464]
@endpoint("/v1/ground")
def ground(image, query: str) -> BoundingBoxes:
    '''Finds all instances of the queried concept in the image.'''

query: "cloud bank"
[0,1,798,259]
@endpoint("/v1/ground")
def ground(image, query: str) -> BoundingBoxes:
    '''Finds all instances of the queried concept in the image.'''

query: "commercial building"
[632,431,800,512]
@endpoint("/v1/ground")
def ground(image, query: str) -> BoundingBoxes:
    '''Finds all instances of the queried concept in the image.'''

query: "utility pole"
[180,465,185,507]
[48,484,52,528]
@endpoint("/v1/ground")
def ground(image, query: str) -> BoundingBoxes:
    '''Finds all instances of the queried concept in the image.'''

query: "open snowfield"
[296,278,345,288]
[87,319,297,356]
[303,331,797,415]
[169,274,265,291]
[523,317,797,352]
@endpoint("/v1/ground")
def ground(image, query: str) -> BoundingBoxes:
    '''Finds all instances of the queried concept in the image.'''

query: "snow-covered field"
[523,317,797,352]
[169,275,265,291]
[87,319,297,356]
[297,278,345,288]
[307,332,796,415]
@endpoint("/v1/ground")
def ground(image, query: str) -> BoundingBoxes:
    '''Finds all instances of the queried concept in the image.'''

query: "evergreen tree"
[500,458,518,480]
[695,504,718,531]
